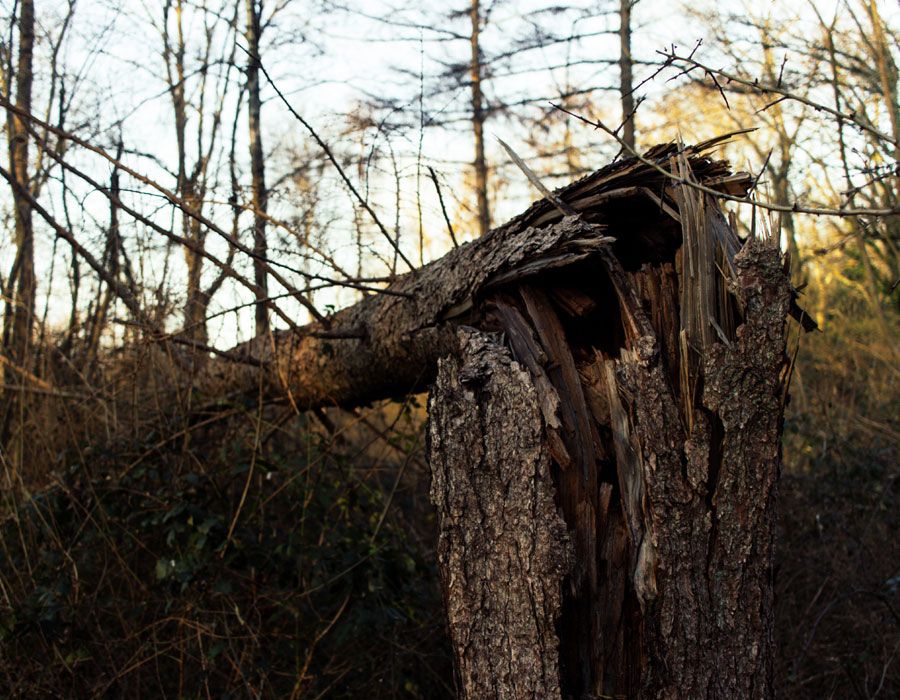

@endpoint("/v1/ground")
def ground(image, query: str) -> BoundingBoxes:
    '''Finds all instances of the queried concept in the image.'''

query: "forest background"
[0,0,896,697]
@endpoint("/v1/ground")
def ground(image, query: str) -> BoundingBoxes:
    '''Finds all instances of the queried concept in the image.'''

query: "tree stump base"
[427,167,792,699]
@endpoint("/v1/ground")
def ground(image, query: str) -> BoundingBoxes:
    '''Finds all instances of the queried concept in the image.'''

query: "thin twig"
[658,49,898,149]
[0,96,327,326]
[243,45,416,273]
[552,103,900,218]
[428,166,459,248]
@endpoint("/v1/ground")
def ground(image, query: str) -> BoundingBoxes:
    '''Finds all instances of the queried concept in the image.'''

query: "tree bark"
[426,191,789,698]
[246,0,269,337]
[602,235,788,698]
[428,328,570,699]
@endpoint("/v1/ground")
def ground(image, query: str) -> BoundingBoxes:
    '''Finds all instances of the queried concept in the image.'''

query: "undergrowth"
[0,298,896,698]
[0,395,452,698]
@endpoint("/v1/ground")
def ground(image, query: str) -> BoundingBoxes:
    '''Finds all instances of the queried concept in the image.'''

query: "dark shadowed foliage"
[0,393,453,698]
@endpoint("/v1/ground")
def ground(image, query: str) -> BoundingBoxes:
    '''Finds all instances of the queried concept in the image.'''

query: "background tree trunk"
[469,0,489,237]
[2,0,36,461]
[619,0,636,150]
[246,0,269,337]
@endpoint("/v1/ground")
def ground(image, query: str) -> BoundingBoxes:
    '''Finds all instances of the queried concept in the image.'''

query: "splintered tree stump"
[426,155,794,699]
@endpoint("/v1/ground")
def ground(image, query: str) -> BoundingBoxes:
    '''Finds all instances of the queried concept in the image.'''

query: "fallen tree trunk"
[204,141,800,698]
[201,141,755,408]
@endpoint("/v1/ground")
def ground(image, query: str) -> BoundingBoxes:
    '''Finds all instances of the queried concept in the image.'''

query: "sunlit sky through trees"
[2,0,897,347]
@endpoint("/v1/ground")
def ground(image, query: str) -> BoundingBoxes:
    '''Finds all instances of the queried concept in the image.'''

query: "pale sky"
[2,0,896,346]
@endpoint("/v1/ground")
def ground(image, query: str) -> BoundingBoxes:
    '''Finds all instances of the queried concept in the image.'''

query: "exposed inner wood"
[430,152,793,698]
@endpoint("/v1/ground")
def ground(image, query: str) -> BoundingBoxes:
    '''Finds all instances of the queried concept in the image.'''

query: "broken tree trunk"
[205,141,800,699]
[425,204,790,698]
[202,141,760,407]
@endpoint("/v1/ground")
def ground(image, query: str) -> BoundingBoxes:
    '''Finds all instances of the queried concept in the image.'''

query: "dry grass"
[0,349,452,698]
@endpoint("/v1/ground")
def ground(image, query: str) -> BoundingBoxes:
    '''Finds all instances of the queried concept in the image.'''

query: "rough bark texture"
[424,156,791,698]
[603,237,788,699]
[428,329,570,699]
[204,213,601,408]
